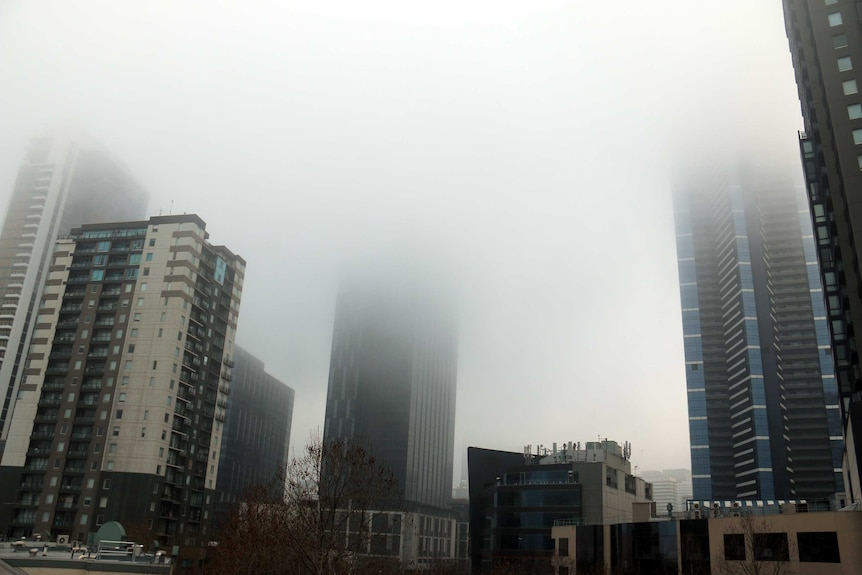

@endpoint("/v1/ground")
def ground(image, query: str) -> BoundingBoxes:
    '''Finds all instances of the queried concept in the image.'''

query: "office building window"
[833,33,848,49]
[849,103,862,119]
[828,12,843,27]
[838,56,853,72]
[798,532,840,563]
[854,128,862,144]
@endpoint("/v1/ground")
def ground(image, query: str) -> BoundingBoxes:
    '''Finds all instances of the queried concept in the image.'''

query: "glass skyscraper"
[323,276,458,511]
[674,166,843,501]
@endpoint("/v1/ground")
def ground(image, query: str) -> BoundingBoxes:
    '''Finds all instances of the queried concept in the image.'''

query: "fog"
[0,1,807,479]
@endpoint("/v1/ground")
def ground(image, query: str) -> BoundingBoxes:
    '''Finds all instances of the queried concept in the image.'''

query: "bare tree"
[713,513,794,575]
[210,435,398,575]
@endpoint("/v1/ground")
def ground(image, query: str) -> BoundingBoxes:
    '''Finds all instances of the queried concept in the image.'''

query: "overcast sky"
[0,1,807,480]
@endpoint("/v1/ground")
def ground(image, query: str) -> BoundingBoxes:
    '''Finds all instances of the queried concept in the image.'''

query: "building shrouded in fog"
[322,273,458,564]
[674,166,843,502]
[0,132,148,452]
[0,214,243,545]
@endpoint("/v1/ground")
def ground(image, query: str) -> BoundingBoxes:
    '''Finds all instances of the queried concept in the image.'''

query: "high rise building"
[323,277,458,512]
[781,0,862,506]
[673,166,843,502]
[0,214,244,545]
[216,345,294,506]
[0,133,148,449]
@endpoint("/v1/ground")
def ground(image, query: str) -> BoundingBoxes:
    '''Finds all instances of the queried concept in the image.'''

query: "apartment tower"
[782,0,862,505]
[0,133,147,450]
[0,214,244,545]
[674,166,843,502]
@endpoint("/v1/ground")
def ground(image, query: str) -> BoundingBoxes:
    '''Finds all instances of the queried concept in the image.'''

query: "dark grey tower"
[323,277,457,511]
[674,165,843,502]
[782,0,862,506]
[217,345,294,505]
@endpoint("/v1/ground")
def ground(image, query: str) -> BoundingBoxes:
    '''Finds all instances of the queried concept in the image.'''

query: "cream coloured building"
[0,214,243,547]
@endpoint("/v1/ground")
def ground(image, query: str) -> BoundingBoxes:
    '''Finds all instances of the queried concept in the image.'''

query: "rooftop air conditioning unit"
[693,510,702,519]
[692,502,701,510]
[57,535,68,545]
[732,502,741,509]
[712,502,721,510]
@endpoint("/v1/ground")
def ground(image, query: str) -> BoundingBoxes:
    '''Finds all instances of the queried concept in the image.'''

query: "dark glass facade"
[782,0,862,505]
[323,279,457,511]
[674,167,843,500]
[216,345,294,506]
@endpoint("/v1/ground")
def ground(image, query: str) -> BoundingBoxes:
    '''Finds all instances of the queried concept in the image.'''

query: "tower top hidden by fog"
[0,131,148,449]
[674,165,843,503]
[323,274,458,512]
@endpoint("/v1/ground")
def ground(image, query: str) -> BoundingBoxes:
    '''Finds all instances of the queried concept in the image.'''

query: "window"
[838,56,852,72]
[129,254,141,265]
[115,409,123,419]
[146,252,153,261]
[849,103,862,119]
[99,497,108,508]
[828,12,843,27]
[854,128,862,144]
[857,155,862,170]
[724,534,745,561]
[141,427,147,438]
[137,297,145,307]
[106,461,114,471]
[834,33,848,49]
[798,532,840,563]
[140,282,147,292]
[124,360,132,370]
[112,426,120,437]
[91,269,104,281]
[133,313,141,321]
[559,537,569,557]
[103,479,111,490]
[153,361,158,369]
[130,328,138,337]
[109,444,117,454]
[753,533,789,561]
[144,410,149,420]
[149,239,156,247]
[126,268,138,279]
[118,393,126,402]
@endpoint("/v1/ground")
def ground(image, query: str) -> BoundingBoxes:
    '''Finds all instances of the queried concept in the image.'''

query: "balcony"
[58,484,82,492]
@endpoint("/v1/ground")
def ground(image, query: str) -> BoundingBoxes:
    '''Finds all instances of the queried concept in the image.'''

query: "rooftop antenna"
[169,200,174,215]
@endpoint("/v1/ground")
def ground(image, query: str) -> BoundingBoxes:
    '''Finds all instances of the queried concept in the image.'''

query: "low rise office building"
[468,440,652,574]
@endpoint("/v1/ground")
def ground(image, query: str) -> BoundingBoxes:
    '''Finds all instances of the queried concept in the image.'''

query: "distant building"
[673,166,843,502]
[468,440,653,574]
[641,469,693,514]
[216,345,294,506]
[0,132,148,451]
[0,214,244,546]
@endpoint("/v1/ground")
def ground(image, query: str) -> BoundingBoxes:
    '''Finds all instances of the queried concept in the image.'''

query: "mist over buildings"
[0,1,810,476]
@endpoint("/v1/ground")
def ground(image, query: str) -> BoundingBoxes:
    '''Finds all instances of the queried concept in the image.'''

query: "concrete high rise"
[0,133,148,450]
[216,345,294,506]
[782,0,862,506]
[674,166,843,502]
[0,215,244,545]
[323,276,458,512]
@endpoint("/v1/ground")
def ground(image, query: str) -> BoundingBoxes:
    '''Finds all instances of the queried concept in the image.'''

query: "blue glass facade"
[674,168,842,501]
